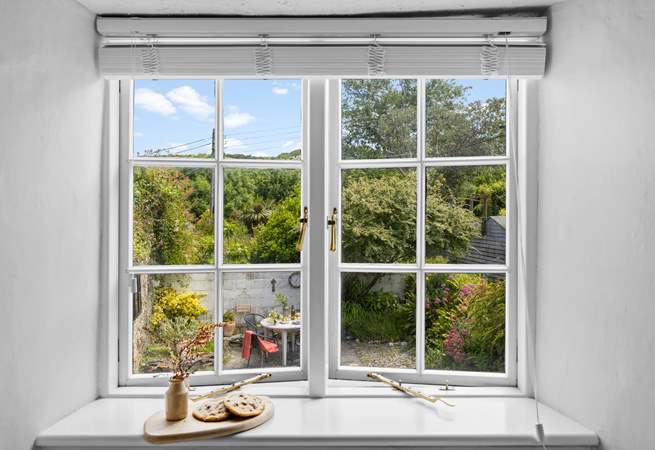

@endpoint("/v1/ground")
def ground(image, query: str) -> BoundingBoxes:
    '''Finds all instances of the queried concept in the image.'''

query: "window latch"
[296,206,308,252]
[327,208,337,252]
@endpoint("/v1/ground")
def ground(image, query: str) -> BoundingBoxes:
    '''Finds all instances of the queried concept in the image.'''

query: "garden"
[131,79,507,375]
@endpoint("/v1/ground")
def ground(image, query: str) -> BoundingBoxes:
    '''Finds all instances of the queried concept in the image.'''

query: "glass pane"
[426,79,506,158]
[425,165,506,264]
[341,79,417,159]
[340,273,416,369]
[223,168,301,264]
[133,167,214,265]
[133,80,215,158]
[424,273,505,372]
[223,80,302,160]
[341,168,416,264]
[132,273,215,375]
[222,271,301,370]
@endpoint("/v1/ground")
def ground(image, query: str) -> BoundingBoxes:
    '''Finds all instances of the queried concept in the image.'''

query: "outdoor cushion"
[256,336,279,354]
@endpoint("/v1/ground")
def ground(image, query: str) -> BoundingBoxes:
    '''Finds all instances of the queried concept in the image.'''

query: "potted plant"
[275,293,290,318]
[223,310,236,337]
[153,318,222,421]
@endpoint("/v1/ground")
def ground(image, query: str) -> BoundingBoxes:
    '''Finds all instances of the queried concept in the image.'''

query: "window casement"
[118,77,517,388]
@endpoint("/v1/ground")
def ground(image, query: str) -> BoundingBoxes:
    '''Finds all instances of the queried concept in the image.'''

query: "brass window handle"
[327,208,337,252]
[295,206,308,252]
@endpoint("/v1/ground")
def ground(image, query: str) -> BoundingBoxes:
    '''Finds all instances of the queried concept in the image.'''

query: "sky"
[133,79,301,158]
[455,79,505,102]
[132,79,504,158]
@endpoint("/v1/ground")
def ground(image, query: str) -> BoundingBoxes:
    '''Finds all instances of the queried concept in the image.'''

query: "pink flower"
[443,327,467,363]
[459,284,476,298]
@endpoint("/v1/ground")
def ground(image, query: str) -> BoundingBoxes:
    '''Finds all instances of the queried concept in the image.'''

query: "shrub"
[342,302,408,342]
[251,191,301,263]
[462,279,505,372]
[150,287,208,329]
[223,310,235,322]
[223,219,254,264]
[422,274,505,372]
[341,284,415,343]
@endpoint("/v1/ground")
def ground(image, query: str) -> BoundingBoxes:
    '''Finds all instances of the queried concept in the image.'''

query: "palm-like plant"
[242,198,273,231]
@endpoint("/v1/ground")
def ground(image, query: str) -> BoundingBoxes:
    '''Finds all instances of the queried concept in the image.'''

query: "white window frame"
[112,77,524,390]
[118,79,309,386]
[327,79,517,386]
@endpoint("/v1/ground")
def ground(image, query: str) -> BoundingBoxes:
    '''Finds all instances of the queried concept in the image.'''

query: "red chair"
[242,330,280,367]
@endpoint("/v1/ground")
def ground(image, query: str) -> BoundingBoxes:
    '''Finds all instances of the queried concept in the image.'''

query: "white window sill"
[103,379,527,399]
[37,383,598,449]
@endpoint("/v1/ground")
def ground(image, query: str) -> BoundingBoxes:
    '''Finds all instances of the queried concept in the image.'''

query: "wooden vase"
[165,378,189,421]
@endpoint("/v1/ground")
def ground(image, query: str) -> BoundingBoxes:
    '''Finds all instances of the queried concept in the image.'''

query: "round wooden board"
[144,396,274,444]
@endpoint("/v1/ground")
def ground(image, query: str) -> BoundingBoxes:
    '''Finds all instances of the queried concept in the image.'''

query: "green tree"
[425,174,483,261]
[341,79,417,159]
[133,167,212,265]
[251,189,301,263]
[426,80,506,158]
[342,170,479,265]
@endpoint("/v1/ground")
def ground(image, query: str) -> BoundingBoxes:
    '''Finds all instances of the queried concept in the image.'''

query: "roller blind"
[96,17,547,78]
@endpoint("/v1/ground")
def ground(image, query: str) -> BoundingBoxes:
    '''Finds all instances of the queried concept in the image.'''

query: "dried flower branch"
[154,318,223,380]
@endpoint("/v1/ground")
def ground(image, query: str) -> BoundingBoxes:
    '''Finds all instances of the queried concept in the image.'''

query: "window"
[119,78,515,387]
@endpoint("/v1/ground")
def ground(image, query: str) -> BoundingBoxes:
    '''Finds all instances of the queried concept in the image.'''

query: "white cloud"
[134,132,144,138]
[272,86,289,95]
[134,88,176,116]
[283,140,301,150]
[165,85,214,120]
[224,108,255,129]
[224,137,246,151]
[252,151,270,158]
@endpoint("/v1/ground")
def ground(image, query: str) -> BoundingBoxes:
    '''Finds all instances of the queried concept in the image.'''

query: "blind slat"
[99,45,545,78]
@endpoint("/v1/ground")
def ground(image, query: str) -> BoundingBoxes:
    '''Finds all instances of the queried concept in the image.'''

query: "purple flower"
[459,284,476,298]
[443,327,467,363]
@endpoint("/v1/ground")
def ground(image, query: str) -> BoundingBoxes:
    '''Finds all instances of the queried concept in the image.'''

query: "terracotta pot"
[223,320,236,337]
[165,378,189,421]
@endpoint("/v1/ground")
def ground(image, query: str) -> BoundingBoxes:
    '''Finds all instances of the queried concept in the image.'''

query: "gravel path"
[221,336,415,370]
[340,339,416,369]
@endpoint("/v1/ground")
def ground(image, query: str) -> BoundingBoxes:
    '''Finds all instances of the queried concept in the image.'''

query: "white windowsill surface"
[37,383,598,448]
[105,380,527,399]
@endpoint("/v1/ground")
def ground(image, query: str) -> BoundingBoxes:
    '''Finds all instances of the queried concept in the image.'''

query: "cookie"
[192,398,231,422]
[224,393,265,418]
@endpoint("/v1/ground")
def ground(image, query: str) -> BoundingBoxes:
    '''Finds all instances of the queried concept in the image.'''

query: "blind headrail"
[97,16,547,78]
[96,16,547,39]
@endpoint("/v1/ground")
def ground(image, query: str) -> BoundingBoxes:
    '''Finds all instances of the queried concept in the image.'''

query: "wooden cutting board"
[143,396,274,444]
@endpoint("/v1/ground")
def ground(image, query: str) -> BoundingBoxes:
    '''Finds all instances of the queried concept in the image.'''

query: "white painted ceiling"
[77,0,566,16]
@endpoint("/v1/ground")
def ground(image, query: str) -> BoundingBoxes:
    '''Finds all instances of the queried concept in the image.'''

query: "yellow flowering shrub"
[150,287,207,329]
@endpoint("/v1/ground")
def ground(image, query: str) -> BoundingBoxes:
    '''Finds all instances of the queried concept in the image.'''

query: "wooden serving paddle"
[144,396,274,443]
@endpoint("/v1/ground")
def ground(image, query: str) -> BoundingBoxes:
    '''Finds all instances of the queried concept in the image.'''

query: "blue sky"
[133,79,301,158]
[454,79,506,102]
[132,79,503,158]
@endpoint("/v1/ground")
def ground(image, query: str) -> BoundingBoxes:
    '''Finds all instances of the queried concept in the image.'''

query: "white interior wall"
[0,1,104,449]
[537,1,655,449]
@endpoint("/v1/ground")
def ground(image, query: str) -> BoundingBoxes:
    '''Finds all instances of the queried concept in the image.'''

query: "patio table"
[260,318,301,366]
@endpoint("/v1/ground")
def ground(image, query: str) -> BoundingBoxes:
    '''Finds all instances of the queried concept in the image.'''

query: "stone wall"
[223,271,301,323]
